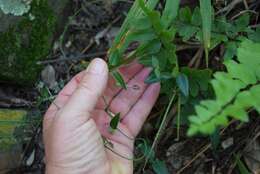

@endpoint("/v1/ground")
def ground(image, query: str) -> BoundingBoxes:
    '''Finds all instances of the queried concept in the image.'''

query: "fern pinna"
[188,39,260,136]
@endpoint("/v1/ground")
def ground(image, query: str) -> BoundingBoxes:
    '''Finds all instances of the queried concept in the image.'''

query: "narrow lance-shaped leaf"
[161,0,180,28]
[112,71,127,89]
[109,49,120,66]
[110,113,121,132]
[152,159,169,174]
[235,155,251,174]
[176,73,189,97]
[109,0,160,67]
[200,0,212,67]
[138,0,164,35]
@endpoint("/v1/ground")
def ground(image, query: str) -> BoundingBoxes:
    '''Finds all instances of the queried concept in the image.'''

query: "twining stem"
[143,90,177,170]
[102,96,148,161]
[176,93,181,141]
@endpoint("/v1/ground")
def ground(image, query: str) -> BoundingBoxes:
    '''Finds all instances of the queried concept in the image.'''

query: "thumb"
[61,58,108,121]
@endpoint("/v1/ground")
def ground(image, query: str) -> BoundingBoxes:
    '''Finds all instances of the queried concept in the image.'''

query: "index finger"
[43,71,84,129]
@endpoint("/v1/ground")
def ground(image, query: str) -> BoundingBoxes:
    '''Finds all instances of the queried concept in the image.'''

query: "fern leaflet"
[188,39,260,136]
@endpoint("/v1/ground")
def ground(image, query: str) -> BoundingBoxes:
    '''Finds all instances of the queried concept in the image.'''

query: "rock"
[0,0,70,85]
[0,109,27,172]
[221,137,234,149]
[166,141,190,170]
[41,65,57,89]
[244,134,260,173]
[26,149,35,166]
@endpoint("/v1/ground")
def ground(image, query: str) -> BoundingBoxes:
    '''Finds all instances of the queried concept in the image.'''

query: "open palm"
[43,59,160,174]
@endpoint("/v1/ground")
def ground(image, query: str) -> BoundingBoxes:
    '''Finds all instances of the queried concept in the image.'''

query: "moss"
[0,0,57,85]
[0,109,27,150]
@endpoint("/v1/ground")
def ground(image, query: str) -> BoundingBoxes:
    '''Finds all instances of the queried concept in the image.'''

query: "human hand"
[43,58,160,174]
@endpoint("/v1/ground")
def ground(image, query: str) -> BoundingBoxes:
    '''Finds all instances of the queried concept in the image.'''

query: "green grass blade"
[235,154,250,174]
[146,0,160,9]
[108,0,160,69]
[161,0,180,28]
[200,0,212,68]
[109,0,160,56]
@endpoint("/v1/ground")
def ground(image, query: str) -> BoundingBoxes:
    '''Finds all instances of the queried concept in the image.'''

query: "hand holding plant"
[43,58,160,174]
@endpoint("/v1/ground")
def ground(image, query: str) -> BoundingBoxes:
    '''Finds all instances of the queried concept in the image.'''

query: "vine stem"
[176,94,181,141]
[104,137,148,161]
[102,96,148,161]
[142,90,177,171]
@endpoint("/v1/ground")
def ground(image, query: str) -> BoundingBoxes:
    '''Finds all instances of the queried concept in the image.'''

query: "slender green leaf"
[248,28,260,42]
[126,29,157,43]
[176,73,189,97]
[224,41,238,60]
[136,39,162,56]
[130,16,152,30]
[179,7,192,22]
[235,155,250,174]
[138,0,164,34]
[152,159,169,174]
[200,0,212,67]
[112,71,127,89]
[234,13,250,32]
[161,0,180,28]
[191,7,201,26]
[145,71,160,84]
[210,128,220,152]
[108,0,160,67]
[110,113,121,131]
[109,49,121,66]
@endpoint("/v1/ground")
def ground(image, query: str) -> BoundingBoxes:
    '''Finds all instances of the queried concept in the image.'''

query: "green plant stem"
[205,48,209,68]
[176,94,181,141]
[104,137,148,161]
[143,90,177,170]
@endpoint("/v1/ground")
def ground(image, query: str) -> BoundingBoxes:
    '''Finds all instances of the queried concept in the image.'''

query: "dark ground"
[1,0,260,173]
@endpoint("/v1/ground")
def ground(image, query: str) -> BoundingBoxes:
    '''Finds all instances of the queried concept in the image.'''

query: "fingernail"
[86,58,107,74]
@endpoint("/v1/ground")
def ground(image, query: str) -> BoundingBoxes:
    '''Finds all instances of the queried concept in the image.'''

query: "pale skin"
[43,58,160,174]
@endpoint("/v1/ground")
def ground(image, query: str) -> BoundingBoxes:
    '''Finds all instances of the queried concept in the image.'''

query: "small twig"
[227,124,260,174]
[194,51,203,69]
[177,120,236,173]
[59,7,83,58]
[81,39,94,54]
[250,24,260,28]
[188,47,203,68]
[176,44,200,51]
[230,10,258,20]
[176,95,181,141]
[216,0,243,15]
[243,0,249,10]
[177,143,211,174]
[37,51,108,65]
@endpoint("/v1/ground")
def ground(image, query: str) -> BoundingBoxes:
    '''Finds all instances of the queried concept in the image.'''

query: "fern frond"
[188,40,260,136]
